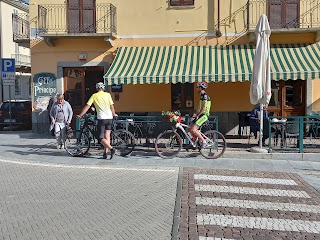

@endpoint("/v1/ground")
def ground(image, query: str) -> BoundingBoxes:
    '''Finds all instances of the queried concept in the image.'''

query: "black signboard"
[111,84,122,93]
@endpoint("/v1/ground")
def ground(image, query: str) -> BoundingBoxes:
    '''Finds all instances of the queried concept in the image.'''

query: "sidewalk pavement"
[0,131,319,191]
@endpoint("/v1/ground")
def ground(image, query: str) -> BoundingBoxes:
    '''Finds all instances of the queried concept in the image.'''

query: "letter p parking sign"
[1,58,15,72]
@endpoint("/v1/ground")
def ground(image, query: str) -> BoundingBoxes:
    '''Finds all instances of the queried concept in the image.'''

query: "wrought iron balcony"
[247,0,320,30]
[12,13,30,43]
[11,53,31,69]
[38,3,116,41]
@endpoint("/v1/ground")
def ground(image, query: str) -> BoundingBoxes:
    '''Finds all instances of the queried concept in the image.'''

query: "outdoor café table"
[270,119,287,148]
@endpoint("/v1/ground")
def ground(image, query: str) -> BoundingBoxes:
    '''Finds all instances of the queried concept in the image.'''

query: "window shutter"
[284,0,299,28]
[68,0,80,33]
[268,0,283,29]
[83,0,95,33]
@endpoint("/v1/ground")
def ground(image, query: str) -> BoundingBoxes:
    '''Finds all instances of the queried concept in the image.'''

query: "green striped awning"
[270,43,320,80]
[104,43,320,85]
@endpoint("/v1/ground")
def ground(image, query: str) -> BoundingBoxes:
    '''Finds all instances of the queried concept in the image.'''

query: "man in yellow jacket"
[77,82,118,159]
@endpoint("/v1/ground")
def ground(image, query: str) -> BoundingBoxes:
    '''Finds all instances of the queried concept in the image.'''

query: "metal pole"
[9,85,12,131]
[299,116,303,153]
[259,104,263,148]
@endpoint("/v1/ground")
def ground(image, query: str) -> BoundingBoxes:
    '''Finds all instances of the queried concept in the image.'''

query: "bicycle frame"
[82,116,135,149]
[80,118,100,146]
[173,121,212,148]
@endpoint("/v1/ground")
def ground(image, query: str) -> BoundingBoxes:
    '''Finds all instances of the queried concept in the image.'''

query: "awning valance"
[104,43,320,85]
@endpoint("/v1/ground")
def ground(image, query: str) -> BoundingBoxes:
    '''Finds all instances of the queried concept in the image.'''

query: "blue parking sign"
[1,58,15,72]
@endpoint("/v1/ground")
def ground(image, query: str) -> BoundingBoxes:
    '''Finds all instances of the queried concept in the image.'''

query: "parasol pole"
[259,104,263,148]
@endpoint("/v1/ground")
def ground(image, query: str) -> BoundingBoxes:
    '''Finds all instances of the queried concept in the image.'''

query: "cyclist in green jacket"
[189,82,211,148]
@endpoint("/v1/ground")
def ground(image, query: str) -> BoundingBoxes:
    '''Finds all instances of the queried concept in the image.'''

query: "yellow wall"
[30,0,320,39]
[312,78,320,112]
[111,82,252,113]
[29,0,319,114]
[205,82,253,112]
[31,39,114,74]
[111,84,171,112]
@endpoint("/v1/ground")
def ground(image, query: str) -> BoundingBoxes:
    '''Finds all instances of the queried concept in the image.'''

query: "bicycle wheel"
[155,130,182,159]
[200,130,226,159]
[111,129,135,156]
[64,130,90,157]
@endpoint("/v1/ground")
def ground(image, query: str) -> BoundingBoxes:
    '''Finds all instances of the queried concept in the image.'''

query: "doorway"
[268,79,306,116]
[63,67,104,126]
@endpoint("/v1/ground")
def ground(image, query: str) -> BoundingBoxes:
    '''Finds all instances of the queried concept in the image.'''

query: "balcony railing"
[37,3,116,36]
[248,0,320,30]
[11,54,31,68]
[12,13,30,42]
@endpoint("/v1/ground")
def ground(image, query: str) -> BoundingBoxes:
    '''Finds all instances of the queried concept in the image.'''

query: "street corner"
[179,168,320,240]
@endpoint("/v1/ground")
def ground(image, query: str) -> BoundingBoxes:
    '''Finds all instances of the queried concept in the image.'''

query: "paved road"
[180,168,320,240]
[0,157,178,240]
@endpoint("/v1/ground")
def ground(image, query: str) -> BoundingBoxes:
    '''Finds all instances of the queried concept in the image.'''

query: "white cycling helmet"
[96,82,105,90]
[197,82,208,89]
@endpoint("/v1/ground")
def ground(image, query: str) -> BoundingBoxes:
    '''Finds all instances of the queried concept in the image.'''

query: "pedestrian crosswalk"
[179,169,320,240]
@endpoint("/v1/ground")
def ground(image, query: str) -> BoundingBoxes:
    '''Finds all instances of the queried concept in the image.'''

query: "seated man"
[250,104,269,145]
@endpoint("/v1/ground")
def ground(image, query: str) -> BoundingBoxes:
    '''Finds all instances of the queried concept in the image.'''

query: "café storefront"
[103,43,320,134]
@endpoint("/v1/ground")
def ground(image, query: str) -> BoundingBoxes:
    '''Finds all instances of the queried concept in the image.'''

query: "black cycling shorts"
[97,119,113,139]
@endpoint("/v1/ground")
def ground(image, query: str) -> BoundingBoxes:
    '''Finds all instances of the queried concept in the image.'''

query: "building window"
[169,0,194,7]
[15,75,21,96]
[171,83,194,111]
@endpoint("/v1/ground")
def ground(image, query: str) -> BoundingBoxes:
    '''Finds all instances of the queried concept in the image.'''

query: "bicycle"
[155,114,226,159]
[64,114,136,157]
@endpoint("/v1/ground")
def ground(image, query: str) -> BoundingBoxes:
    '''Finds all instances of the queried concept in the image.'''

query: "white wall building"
[0,0,31,102]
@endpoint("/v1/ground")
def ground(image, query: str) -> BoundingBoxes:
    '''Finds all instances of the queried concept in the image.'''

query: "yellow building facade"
[28,0,320,134]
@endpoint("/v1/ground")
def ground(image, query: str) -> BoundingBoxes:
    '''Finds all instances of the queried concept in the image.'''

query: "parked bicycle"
[64,114,135,157]
[155,114,226,159]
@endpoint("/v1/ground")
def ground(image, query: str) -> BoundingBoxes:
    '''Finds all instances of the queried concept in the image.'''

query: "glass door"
[282,80,305,116]
[268,80,305,117]
[268,81,281,116]
[64,68,85,108]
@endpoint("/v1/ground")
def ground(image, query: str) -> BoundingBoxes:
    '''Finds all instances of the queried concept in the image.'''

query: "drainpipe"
[247,0,250,31]
[216,0,222,37]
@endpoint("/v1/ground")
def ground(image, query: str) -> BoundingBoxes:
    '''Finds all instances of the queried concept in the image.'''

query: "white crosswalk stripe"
[196,197,320,213]
[195,184,311,198]
[197,214,320,234]
[194,174,297,185]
